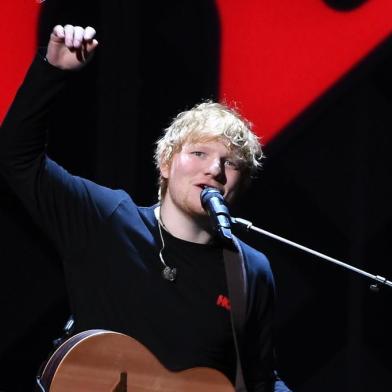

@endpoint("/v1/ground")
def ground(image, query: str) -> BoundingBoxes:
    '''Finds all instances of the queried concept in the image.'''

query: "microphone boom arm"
[232,217,392,291]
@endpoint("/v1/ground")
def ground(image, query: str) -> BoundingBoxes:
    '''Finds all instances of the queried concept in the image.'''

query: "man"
[0,25,291,391]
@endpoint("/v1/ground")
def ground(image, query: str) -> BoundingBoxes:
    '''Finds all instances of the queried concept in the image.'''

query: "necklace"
[155,207,177,282]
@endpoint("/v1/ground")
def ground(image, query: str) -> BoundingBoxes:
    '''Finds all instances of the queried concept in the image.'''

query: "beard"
[167,184,214,230]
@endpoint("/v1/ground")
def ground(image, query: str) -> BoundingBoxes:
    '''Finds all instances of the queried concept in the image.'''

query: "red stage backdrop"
[2,1,392,143]
[0,0,41,125]
[216,0,392,142]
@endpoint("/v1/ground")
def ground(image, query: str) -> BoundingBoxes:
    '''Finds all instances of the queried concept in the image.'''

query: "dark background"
[1,1,391,391]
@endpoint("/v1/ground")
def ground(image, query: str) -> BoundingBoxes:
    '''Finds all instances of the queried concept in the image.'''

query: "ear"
[160,161,169,179]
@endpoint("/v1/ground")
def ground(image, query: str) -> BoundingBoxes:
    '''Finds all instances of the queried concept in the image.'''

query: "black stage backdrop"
[0,1,391,391]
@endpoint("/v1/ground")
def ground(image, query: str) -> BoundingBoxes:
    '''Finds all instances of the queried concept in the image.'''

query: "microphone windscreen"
[200,187,223,209]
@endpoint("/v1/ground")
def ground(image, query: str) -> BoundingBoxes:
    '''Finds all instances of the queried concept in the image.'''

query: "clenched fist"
[45,25,98,70]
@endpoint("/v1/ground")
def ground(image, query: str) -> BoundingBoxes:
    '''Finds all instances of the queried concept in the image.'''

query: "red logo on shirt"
[216,294,231,311]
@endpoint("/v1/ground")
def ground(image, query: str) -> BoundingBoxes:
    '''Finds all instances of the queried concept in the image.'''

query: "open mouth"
[196,184,223,195]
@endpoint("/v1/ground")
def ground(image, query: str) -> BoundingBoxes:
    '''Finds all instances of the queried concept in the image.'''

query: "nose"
[205,158,226,182]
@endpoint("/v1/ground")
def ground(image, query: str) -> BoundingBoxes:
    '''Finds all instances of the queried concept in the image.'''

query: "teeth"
[198,184,220,192]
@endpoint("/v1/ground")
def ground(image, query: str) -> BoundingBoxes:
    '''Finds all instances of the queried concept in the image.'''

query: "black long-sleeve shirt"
[0,55,291,392]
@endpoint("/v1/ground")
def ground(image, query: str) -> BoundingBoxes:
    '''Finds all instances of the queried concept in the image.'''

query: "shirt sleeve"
[0,54,125,257]
[241,246,293,392]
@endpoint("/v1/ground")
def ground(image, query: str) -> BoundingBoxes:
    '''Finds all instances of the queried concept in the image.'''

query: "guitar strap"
[223,236,248,392]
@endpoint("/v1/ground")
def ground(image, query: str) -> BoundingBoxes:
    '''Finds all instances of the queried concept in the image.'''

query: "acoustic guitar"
[37,329,235,391]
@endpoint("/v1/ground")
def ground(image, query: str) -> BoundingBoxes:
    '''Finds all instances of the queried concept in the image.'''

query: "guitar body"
[38,330,234,391]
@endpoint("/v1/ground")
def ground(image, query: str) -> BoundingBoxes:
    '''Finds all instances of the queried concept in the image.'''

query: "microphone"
[200,187,233,242]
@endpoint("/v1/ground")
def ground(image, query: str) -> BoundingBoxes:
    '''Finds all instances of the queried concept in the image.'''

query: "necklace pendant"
[162,266,177,282]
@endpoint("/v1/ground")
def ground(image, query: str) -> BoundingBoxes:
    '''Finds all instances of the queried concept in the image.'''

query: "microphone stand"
[232,217,392,292]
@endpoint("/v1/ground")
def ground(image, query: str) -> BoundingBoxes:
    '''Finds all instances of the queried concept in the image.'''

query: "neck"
[159,198,213,244]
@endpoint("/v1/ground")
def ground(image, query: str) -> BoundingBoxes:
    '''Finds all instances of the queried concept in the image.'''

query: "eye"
[191,151,206,157]
[224,159,240,170]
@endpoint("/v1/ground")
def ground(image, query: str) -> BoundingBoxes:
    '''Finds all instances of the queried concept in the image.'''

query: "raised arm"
[0,24,98,175]
[45,25,98,70]
[0,26,123,255]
